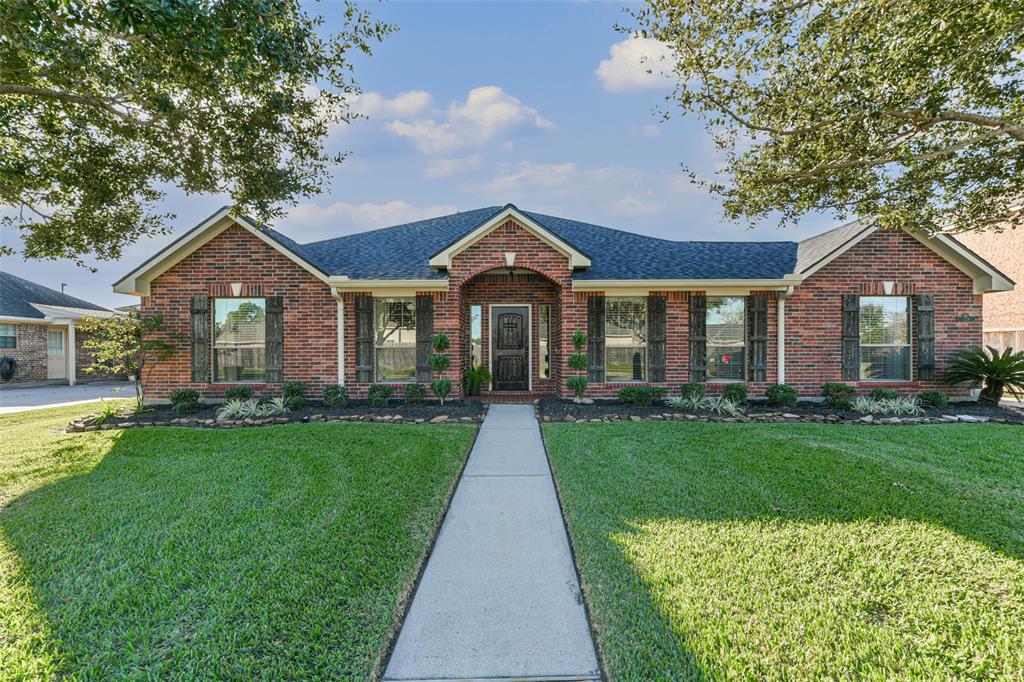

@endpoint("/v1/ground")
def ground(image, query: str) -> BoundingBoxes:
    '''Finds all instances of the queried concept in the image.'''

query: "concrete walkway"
[385,404,600,682]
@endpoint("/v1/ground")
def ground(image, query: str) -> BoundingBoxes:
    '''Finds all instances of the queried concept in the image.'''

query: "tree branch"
[0,83,160,129]
[886,110,1024,141]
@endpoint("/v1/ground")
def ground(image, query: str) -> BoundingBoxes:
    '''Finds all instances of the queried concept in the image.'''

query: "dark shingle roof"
[1,271,112,319]
[290,205,798,281]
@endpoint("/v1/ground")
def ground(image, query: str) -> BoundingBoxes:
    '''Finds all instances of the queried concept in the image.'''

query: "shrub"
[224,385,253,402]
[917,390,950,409]
[429,334,453,405]
[821,382,856,410]
[721,384,748,404]
[853,395,923,416]
[765,383,797,407]
[464,365,491,395]
[91,398,123,425]
[368,384,393,408]
[679,383,706,400]
[217,398,289,420]
[567,330,589,403]
[945,345,1024,405]
[619,386,668,406]
[281,381,307,409]
[323,384,348,408]
[170,389,201,413]
[567,376,588,401]
[262,397,290,416]
[665,394,704,411]
[405,383,427,405]
[869,387,900,401]
[664,394,744,416]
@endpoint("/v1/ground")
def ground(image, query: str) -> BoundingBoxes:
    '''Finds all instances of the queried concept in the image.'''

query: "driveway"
[0,381,132,414]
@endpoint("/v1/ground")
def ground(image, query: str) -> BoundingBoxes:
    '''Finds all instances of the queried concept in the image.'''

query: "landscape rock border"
[66,411,485,433]
[541,410,1021,426]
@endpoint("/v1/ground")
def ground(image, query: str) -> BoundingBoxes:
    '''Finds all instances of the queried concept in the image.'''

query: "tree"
[429,333,452,406]
[945,345,1024,405]
[1,0,392,265]
[77,311,175,408]
[566,330,589,404]
[633,0,1024,234]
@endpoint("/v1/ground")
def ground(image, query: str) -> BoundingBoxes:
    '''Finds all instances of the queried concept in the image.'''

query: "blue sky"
[3,0,837,308]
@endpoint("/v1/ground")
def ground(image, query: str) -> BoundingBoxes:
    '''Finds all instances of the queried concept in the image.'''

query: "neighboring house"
[113,205,1014,403]
[0,271,118,385]
[955,227,1024,354]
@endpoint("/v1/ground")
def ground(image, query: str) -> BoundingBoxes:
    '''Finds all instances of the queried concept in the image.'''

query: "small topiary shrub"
[821,382,856,410]
[869,387,900,401]
[170,389,201,413]
[721,384,748,404]
[224,385,253,402]
[323,384,348,408]
[405,383,427,405]
[679,383,706,400]
[368,384,393,408]
[618,386,668,406]
[429,333,453,405]
[917,390,950,409]
[765,383,797,407]
[567,330,589,403]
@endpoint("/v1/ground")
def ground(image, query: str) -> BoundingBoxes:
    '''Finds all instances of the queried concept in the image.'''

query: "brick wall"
[0,324,47,382]
[142,224,337,402]
[956,227,1023,352]
[785,230,982,395]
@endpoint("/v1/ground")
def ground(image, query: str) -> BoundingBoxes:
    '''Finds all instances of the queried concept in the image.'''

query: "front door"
[46,329,66,380]
[491,306,529,391]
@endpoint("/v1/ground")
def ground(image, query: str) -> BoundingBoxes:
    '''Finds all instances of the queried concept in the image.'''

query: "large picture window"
[0,324,15,349]
[606,297,646,382]
[375,298,417,382]
[213,298,267,382]
[859,296,911,380]
[707,297,745,381]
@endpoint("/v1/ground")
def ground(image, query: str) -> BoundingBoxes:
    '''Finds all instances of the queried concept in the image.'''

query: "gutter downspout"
[777,286,794,385]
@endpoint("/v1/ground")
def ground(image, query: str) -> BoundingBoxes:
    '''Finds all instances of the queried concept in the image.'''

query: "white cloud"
[281,200,458,240]
[351,90,433,119]
[596,37,675,93]
[424,155,482,179]
[386,86,553,155]
[468,162,578,194]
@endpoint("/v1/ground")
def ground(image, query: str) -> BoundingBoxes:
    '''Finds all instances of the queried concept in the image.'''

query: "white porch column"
[776,295,786,384]
[67,320,76,386]
[337,298,345,385]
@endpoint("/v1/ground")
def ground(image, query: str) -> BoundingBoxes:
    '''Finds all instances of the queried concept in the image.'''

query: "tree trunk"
[979,382,1002,406]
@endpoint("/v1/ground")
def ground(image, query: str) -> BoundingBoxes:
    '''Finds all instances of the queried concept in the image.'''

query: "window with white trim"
[213,298,267,382]
[859,296,911,380]
[707,297,745,381]
[0,324,15,349]
[606,297,646,382]
[539,304,551,378]
[47,330,64,355]
[469,305,482,367]
[375,298,417,382]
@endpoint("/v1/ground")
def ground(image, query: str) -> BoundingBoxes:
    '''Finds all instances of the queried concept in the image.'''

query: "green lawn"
[0,403,475,680]
[544,422,1024,681]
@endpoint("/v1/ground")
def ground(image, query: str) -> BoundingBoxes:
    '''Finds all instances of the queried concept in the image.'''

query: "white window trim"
[706,296,747,383]
[374,297,417,384]
[0,323,16,349]
[605,297,648,384]
[858,295,913,382]
[211,297,268,384]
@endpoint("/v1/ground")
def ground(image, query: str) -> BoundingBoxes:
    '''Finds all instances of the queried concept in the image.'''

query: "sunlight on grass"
[613,517,1024,680]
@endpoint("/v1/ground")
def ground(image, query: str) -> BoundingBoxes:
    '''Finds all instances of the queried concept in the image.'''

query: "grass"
[0,402,475,680]
[544,422,1024,681]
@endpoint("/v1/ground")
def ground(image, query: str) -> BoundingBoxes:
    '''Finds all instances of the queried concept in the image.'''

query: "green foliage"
[405,383,427,405]
[429,354,451,374]
[765,383,797,408]
[0,1,393,264]
[573,330,587,352]
[619,386,668,407]
[282,381,307,410]
[567,354,588,372]
[367,384,393,408]
[679,383,706,400]
[463,365,491,395]
[567,376,589,402]
[566,329,590,403]
[666,394,744,416]
[432,333,451,352]
[217,398,289,420]
[90,398,123,425]
[633,1,1024,235]
[946,346,1024,405]
[917,390,950,409]
[870,388,901,401]
[77,311,175,408]
[430,379,453,404]
[853,396,924,416]
[170,389,201,413]
[821,382,857,410]
[322,384,348,408]
[224,385,253,402]
[428,333,452,404]
[721,384,748,404]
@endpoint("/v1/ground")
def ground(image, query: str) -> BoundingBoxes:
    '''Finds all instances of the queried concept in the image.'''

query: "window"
[375,298,417,382]
[0,324,15,349]
[47,330,64,355]
[859,296,911,380]
[213,298,267,382]
[707,297,745,381]
[539,304,551,378]
[469,305,482,367]
[606,297,646,382]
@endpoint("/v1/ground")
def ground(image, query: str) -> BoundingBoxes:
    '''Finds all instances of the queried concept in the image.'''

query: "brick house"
[956,227,1024,353]
[0,271,118,384]
[113,205,1014,403]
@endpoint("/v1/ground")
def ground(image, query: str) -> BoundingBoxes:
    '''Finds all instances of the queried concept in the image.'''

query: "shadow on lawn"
[1,424,466,679]
[549,423,1024,680]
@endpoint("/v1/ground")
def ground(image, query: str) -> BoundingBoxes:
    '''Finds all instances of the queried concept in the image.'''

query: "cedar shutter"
[264,295,284,383]
[841,294,860,381]
[688,294,707,382]
[916,294,936,380]
[647,295,667,382]
[355,295,374,383]
[587,295,605,382]
[746,294,768,382]
[189,296,210,383]
[415,294,434,382]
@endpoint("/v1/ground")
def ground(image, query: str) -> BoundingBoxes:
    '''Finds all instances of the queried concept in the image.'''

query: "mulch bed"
[538,398,1024,425]
[67,399,487,432]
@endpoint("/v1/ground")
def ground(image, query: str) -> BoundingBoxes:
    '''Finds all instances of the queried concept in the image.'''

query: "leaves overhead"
[0,0,393,264]
[632,0,1024,233]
